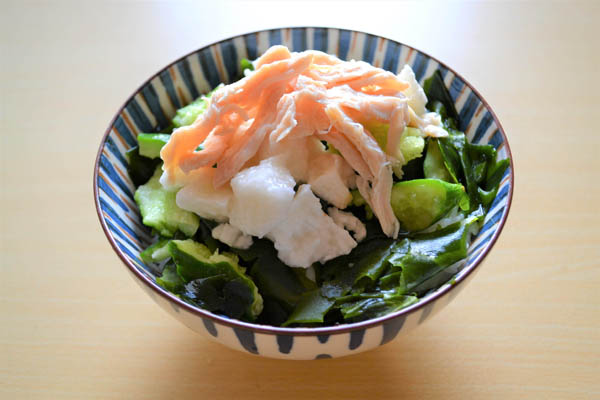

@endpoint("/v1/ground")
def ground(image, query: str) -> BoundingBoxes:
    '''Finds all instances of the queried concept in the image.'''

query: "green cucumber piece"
[240,58,254,72]
[168,239,263,320]
[156,263,185,294]
[134,166,199,237]
[363,123,425,165]
[172,85,221,128]
[424,139,453,182]
[391,179,469,231]
[399,127,425,163]
[140,238,171,264]
[137,133,170,159]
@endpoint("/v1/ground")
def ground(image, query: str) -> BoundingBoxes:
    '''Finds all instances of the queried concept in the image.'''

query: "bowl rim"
[93,26,514,336]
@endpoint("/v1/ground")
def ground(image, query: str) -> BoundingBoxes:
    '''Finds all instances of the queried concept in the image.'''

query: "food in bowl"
[127,45,509,327]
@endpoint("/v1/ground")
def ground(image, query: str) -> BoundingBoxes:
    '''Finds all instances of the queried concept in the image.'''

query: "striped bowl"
[94,27,513,360]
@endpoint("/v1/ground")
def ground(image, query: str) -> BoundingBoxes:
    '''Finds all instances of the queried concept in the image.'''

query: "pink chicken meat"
[160,45,416,238]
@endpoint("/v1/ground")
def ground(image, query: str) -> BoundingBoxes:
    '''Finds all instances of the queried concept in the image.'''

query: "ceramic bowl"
[94,27,513,360]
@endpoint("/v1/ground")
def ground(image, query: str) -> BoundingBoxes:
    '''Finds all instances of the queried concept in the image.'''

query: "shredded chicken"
[161,45,440,239]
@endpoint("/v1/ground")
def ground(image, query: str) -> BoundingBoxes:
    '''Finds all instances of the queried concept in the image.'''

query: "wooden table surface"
[2,1,599,399]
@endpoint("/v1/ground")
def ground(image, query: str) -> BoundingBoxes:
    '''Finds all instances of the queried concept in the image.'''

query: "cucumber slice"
[424,139,453,182]
[391,179,469,232]
[140,238,171,264]
[134,166,199,237]
[399,127,425,163]
[168,239,263,320]
[138,133,170,159]
[362,124,425,166]
[172,85,221,128]
[156,264,184,293]
[240,58,254,72]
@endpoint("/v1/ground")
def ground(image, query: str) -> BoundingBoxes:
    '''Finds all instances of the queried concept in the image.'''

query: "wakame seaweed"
[423,71,509,212]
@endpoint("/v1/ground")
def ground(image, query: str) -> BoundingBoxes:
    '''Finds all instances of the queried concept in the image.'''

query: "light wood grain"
[1,1,599,399]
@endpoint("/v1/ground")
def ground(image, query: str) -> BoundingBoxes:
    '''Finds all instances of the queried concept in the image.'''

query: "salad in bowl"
[128,45,508,327]
[95,28,512,359]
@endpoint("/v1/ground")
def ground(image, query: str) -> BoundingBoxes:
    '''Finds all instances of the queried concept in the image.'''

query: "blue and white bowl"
[94,27,514,360]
